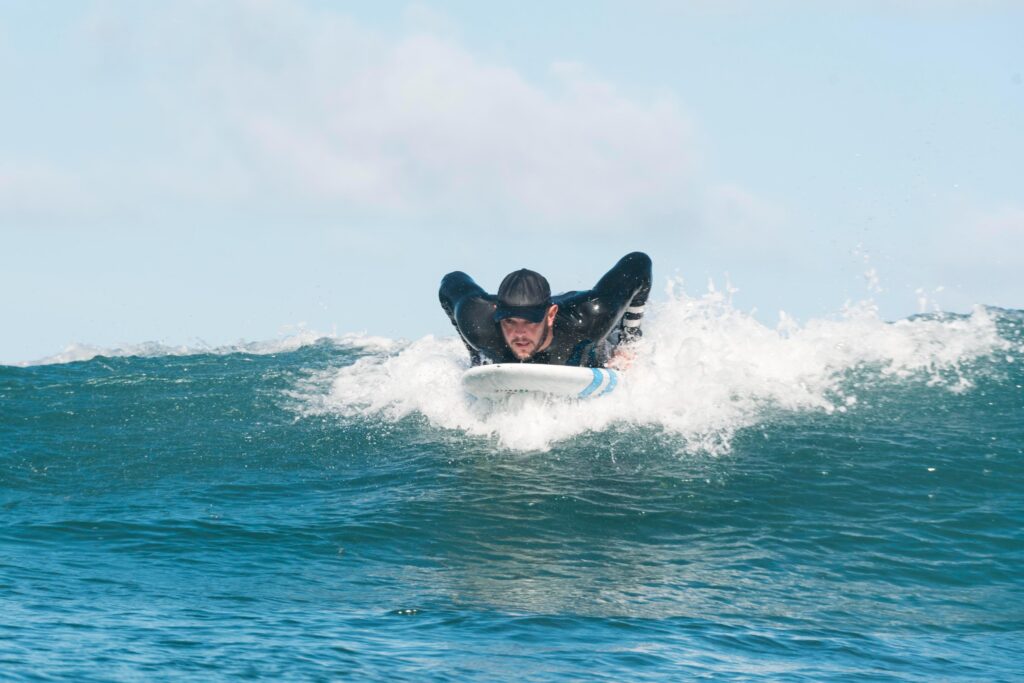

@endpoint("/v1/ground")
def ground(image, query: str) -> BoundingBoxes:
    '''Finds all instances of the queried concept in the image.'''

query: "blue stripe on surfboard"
[578,368,604,398]
[599,368,618,396]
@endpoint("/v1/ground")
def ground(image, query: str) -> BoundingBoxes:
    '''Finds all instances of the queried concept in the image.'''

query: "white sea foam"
[13,330,397,367]
[307,280,1012,452]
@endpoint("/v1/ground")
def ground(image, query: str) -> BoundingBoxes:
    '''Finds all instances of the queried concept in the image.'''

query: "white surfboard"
[462,363,619,400]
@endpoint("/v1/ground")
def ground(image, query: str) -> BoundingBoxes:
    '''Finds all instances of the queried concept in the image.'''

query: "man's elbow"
[620,252,652,286]
[622,251,652,272]
[441,271,469,287]
[439,271,468,300]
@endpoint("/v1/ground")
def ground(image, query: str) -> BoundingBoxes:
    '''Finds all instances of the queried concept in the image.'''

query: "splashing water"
[302,281,1011,451]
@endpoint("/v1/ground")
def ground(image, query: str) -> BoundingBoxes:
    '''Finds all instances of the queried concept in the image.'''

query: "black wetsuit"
[439,252,652,367]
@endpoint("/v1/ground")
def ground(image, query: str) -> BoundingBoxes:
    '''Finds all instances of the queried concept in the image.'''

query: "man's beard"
[516,318,551,361]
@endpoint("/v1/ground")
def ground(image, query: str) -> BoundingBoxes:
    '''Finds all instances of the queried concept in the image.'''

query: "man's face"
[499,305,557,360]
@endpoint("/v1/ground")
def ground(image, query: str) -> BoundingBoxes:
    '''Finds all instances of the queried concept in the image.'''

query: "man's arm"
[439,271,507,366]
[592,251,652,346]
[439,271,486,365]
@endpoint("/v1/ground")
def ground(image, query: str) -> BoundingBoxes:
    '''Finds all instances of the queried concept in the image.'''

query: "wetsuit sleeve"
[439,271,505,365]
[592,251,652,345]
[439,272,484,365]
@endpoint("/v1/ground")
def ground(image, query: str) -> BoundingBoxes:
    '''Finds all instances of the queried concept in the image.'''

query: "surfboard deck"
[462,363,619,400]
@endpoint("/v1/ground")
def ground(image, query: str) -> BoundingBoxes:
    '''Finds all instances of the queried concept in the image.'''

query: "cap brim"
[494,306,548,323]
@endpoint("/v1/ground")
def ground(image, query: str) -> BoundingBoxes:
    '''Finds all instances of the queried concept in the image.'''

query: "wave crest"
[13,331,397,367]
[305,284,1014,452]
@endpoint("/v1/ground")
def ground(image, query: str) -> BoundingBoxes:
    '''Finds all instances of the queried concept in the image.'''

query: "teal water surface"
[2,314,1022,681]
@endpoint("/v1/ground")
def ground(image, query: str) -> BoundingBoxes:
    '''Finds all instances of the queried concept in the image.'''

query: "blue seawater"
[2,307,1022,681]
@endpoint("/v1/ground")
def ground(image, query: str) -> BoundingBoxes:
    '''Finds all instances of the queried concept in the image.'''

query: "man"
[439,252,652,367]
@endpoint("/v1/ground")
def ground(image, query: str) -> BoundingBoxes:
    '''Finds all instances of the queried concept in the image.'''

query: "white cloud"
[702,184,789,246]
[58,0,697,229]
[973,205,1024,238]
[953,205,1024,265]
[899,202,1024,312]
[0,162,95,223]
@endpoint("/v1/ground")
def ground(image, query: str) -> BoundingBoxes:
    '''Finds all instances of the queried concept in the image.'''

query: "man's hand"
[607,345,636,371]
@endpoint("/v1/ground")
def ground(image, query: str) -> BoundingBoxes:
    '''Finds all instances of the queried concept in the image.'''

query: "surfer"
[439,251,652,367]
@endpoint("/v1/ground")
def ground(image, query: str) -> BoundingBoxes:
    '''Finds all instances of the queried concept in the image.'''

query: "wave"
[9,330,398,367]
[10,282,1019,453]
[298,283,1020,452]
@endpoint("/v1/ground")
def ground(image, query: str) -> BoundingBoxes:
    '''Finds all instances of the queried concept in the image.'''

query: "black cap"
[493,269,552,323]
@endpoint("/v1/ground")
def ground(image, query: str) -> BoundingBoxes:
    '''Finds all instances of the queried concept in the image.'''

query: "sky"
[1,1,1022,363]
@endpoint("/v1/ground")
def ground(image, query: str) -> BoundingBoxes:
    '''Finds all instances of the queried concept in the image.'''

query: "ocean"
[2,290,1022,681]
